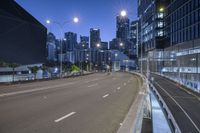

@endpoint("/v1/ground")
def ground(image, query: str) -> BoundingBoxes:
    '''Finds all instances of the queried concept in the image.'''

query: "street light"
[73,17,79,23]
[159,7,164,12]
[120,10,127,17]
[96,43,101,48]
[46,17,79,78]
[46,20,51,24]
[120,42,123,47]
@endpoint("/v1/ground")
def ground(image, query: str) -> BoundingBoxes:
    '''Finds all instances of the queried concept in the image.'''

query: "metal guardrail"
[150,83,181,133]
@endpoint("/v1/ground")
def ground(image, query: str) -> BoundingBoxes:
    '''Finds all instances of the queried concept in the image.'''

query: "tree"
[8,63,19,82]
[29,66,39,80]
[71,64,80,72]
[41,65,48,71]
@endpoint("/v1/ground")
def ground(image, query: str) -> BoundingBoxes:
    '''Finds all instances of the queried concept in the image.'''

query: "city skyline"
[1,1,200,133]
[16,0,138,42]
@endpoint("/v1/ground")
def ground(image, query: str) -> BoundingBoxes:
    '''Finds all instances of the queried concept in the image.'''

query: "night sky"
[16,0,138,42]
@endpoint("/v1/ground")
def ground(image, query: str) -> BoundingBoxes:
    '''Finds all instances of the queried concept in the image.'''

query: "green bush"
[71,65,80,72]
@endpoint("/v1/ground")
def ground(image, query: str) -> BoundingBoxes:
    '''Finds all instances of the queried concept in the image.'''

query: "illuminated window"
[158,13,164,18]
[157,30,164,36]
[158,22,164,27]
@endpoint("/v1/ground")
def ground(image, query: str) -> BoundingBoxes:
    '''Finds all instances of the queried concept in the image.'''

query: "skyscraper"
[138,0,167,53]
[116,15,130,42]
[129,20,139,59]
[64,32,77,51]
[130,20,139,49]
[162,0,200,91]
[90,28,101,48]
[101,42,109,50]
[80,36,89,49]
[47,32,56,43]
[47,32,57,61]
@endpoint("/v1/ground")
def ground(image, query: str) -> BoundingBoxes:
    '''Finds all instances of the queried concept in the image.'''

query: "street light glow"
[46,20,51,24]
[73,17,79,23]
[96,43,101,48]
[159,7,164,12]
[120,10,127,17]
[120,43,123,47]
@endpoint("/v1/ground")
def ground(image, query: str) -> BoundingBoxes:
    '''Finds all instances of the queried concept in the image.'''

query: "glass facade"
[139,0,200,92]
[165,0,200,45]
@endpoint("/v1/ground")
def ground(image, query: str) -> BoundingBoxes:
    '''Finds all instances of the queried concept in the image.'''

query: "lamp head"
[73,17,79,23]
[46,20,51,24]
[120,10,127,17]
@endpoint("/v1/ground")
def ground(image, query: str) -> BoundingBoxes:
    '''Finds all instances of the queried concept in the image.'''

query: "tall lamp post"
[46,17,79,78]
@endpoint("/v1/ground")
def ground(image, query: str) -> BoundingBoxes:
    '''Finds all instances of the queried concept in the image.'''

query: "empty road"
[151,74,200,133]
[0,72,141,133]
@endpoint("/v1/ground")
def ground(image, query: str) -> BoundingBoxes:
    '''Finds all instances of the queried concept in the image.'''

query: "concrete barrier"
[117,72,149,133]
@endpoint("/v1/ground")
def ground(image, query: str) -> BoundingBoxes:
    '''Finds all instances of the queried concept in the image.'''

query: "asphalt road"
[0,72,141,133]
[151,74,200,133]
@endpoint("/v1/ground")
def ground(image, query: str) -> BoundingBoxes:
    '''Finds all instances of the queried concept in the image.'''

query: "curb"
[117,72,148,133]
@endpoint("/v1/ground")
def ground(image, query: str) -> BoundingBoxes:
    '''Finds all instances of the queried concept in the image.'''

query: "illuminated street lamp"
[120,10,127,17]
[46,20,51,24]
[73,17,79,23]
[120,42,123,47]
[159,7,164,12]
[46,17,79,78]
[96,43,101,48]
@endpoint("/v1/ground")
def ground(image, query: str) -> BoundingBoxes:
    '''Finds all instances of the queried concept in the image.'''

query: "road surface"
[151,74,200,133]
[0,72,141,133]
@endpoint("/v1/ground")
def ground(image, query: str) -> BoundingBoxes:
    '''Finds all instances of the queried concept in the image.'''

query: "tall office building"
[47,33,57,61]
[90,28,101,48]
[47,32,56,43]
[0,0,47,65]
[47,43,57,61]
[80,36,89,49]
[64,32,77,51]
[129,20,139,59]
[109,38,122,50]
[161,0,200,91]
[130,20,139,49]
[138,0,168,53]
[101,42,109,50]
[116,15,130,42]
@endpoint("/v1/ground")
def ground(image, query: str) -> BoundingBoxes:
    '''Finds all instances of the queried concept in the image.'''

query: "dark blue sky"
[16,0,138,42]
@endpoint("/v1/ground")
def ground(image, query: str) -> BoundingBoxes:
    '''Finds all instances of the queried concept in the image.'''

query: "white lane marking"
[102,94,109,98]
[0,82,75,97]
[139,91,145,95]
[88,83,98,88]
[124,83,127,86]
[85,78,98,83]
[120,123,123,126]
[54,112,76,123]
[117,87,121,90]
[155,82,200,132]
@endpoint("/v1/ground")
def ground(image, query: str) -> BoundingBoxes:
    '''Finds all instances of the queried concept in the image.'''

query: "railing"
[149,82,181,133]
